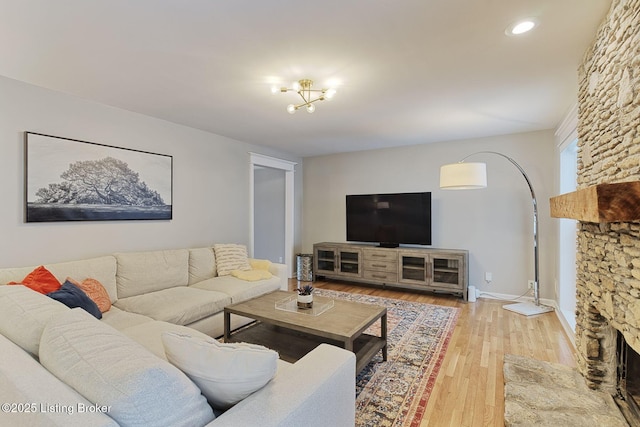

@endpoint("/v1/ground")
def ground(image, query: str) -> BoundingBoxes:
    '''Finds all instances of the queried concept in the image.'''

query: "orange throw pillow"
[66,277,111,313]
[8,265,61,294]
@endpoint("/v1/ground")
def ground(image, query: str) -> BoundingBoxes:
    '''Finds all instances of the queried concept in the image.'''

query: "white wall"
[302,130,557,300]
[0,76,302,268]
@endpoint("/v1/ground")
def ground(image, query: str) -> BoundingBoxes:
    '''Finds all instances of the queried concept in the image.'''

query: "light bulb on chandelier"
[325,88,336,99]
[275,79,336,114]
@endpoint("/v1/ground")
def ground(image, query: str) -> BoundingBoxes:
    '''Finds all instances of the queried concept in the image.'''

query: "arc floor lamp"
[439,151,553,316]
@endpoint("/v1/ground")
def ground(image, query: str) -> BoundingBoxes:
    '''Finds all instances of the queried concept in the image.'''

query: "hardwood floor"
[290,278,576,427]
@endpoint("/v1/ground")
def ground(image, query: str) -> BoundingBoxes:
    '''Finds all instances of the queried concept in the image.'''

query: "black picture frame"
[25,132,173,222]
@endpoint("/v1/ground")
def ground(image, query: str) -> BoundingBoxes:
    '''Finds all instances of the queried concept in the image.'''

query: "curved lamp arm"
[440,151,541,307]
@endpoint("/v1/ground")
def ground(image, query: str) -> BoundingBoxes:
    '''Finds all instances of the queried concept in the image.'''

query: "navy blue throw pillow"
[47,281,102,319]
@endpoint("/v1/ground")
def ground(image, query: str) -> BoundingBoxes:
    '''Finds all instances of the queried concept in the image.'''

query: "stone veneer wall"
[575,0,640,393]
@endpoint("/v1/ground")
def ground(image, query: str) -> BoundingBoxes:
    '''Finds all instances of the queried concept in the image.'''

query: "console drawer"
[363,250,397,262]
[363,260,397,273]
[363,270,398,282]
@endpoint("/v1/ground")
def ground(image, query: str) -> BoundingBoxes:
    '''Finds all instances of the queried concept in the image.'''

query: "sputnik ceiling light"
[273,79,336,114]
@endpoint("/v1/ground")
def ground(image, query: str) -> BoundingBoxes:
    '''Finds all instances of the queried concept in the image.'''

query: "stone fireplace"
[568,0,640,420]
[575,222,640,393]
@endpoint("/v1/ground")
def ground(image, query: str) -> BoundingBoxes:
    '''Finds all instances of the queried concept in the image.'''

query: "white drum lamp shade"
[439,162,487,189]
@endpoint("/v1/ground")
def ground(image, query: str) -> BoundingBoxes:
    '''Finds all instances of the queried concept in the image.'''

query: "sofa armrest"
[209,344,356,427]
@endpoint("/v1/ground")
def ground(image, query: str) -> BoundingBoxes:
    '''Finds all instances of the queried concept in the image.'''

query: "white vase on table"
[297,293,313,309]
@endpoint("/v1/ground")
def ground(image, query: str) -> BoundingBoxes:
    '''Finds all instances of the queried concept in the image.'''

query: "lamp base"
[503,302,554,316]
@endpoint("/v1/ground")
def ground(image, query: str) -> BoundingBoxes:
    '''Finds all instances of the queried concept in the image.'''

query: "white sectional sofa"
[0,246,356,427]
[0,247,289,338]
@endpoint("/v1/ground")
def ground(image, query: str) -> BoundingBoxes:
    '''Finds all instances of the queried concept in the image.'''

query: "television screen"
[346,192,432,247]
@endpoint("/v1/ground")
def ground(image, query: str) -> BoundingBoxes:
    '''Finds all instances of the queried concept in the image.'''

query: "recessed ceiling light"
[505,19,537,36]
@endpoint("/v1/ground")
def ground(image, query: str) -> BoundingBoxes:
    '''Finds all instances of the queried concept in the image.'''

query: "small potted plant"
[296,284,314,309]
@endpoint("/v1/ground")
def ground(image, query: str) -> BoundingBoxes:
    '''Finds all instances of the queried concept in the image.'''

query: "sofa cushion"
[162,331,278,410]
[114,287,231,325]
[231,269,273,281]
[115,249,189,298]
[101,305,154,330]
[121,320,214,360]
[0,285,68,356]
[0,334,118,427]
[0,256,119,304]
[190,275,281,304]
[189,247,217,285]
[8,265,61,294]
[39,308,215,427]
[213,244,251,276]
[47,280,102,319]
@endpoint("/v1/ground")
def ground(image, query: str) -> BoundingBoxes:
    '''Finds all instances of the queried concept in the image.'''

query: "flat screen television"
[346,192,432,247]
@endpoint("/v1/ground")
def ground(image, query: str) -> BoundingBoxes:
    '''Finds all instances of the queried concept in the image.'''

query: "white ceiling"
[0,1,611,157]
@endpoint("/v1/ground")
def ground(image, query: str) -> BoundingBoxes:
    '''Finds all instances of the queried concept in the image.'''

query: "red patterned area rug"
[314,289,460,427]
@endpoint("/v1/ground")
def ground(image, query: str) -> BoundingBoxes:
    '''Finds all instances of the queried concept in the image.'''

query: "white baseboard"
[555,309,576,347]
[476,291,554,307]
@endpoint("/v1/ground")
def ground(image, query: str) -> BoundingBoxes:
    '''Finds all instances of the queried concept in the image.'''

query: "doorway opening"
[254,166,285,263]
[249,153,296,280]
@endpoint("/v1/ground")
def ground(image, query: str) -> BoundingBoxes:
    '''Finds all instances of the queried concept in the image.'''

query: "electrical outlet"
[528,280,535,290]
[485,272,492,283]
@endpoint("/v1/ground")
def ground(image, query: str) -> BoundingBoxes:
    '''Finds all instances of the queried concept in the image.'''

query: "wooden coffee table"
[224,290,387,373]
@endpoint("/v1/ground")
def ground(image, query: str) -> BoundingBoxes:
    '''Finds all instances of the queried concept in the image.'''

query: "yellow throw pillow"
[249,259,272,271]
[231,269,273,281]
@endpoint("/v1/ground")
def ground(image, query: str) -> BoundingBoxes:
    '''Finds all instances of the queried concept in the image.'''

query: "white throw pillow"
[213,244,252,276]
[161,332,278,409]
[39,309,215,427]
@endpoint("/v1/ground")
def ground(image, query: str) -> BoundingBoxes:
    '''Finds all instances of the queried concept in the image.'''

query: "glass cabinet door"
[399,254,428,285]
[431,256,462,288]
[315,248,337,273]
[339,250,361,276]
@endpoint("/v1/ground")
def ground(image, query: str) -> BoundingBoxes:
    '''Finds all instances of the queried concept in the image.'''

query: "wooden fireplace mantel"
[550,181,640,222]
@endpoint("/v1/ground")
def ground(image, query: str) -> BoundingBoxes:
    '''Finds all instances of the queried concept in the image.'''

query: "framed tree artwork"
[25,132,173,222]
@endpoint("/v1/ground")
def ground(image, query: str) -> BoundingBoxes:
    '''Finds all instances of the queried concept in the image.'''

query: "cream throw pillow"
[161,332,278,410]
[213,244,252,276]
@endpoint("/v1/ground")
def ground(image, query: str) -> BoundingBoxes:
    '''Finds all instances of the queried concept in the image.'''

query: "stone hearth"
[503,354,628,426]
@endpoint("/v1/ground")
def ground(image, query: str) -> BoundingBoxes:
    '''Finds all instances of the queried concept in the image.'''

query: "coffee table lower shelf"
[228,322,386,373]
